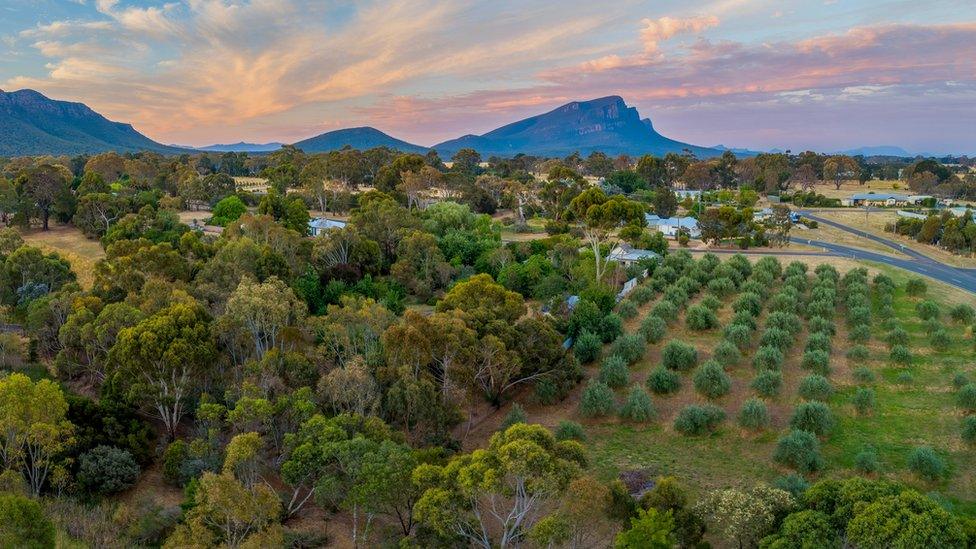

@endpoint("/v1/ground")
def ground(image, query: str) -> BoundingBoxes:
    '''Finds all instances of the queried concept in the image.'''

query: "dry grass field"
[21,224,104,289]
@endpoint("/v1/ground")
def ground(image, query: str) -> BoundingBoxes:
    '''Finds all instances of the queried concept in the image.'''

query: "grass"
[21,224,104,289]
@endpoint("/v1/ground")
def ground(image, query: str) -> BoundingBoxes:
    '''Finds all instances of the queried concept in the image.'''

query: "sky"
[1,0,974,154]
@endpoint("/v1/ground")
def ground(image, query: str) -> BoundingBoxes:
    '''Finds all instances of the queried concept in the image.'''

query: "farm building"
[645,214,701,238]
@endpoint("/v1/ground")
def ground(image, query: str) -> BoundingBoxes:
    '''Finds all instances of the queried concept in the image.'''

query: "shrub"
[724,324,753,350]
[854,447,880,474]
[699,294,723,312]
[78,445,140,496]
[747,371,782,399]
[554,421,586,443]
[846,345,869,361]
[573,330,602,364]
[853,366,876,384]
[957,383,976,412]
[907,446,946,481]
[686,304,719,331]
[661,341,698,372]
[732,293,762,317]
[848,324,871,344]
[639,315,667,343]
[693,361,732,399]
[798,375,833,401]
[896,371,914,385]
[738,398,769,430]
[852,388,876,415]
[0,493,56,548]
[499,403,527,431]
[905,277,927,296]
[885,326,908,347]
[773,474,810,499]
[712,340,741,367]
[619,385,656,422]
[950,304,975,324]
[760,327,793,350]
[808,316,836,336]
[915,300,940,321]
[805,333,832,354]
[629,285,655,305]
[801,350,830,375]
[651,299,680,323]
[767,312,802,336]
[930,329,951,351]
[617,300,638,319]
[773,430,823,473]
[674,404,726,435]
[753,346,784,371]
[579,380,616,418]
[646,366,681,395]
[707,277,736,298]
[952,372,969,389]
[889,344,912,365]
[611,334,646,364]
[962,416,976,446]
[598,313,624,343]
[790,402,834,436]
[730,310,758,330]
[162,440,189,486]
[880,317,898,331]
[847,306,871,327]
[663,286,689,307]
[600,355,630,388]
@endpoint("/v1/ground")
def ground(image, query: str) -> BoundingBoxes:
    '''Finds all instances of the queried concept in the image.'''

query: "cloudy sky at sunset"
[1,0,974,153]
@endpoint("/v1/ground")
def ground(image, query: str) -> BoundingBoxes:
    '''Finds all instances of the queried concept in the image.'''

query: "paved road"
[794,210,976,295]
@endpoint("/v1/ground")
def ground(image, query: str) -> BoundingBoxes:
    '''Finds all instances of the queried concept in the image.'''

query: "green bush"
[806,299,834,319]
[651,298,679,322]
[646,366,681,395]
[801,350,830,375]
[579,380,616,418]
[707,277,736,298]
[499,403,527,431]
[753,346,784,371]
[674,404,726,435]
[617,300,638,319]
[738,398,769,431]
[889,344,912,365]
[619,385,656,422]
[905,277,927,297]
[730,310,758,330]
[798,375,833,401]
[896,370,914,385]
[957,383,976,412]
[724,324,753,350]
[853,388,876,415]
[732,292,762,317]
[686,304,719,331]
[885,327,909,348]
[0,493,56,548]
[953,373,969,389]
[789,402,834,436]
[846,345,869,361]
[555,420,586,441]
[773,474,810,500]
[639,315,667,343]
[853,366,876,384]
[880,317,898,331]
[961,416,976,446]
[78,445,140,496]
[930,329,951,351]
[663,286,690,307]
[854,447,880,474]
[847,324,871,344]
[847,306,871,327]
[661,341,698,372]
[767,312,802,336]
[712,340,741,367]
[599,355,630,388]
[699,294,722,312]
[805,333,832,354]
[751,370,783,397]
[598,313,624,343]
[950,304,975,324]
[808,316,836,336]
[573,330,602,364]
[629,285,656,305]
[162,440,189,486]
[760,327,793,350]
[915,300,940,321]
[611,334,646,364]
[907,446,946,481]
[773,430,823,473]
[923,317,942,335]
[209,195,247,226]
[693,360,732,399]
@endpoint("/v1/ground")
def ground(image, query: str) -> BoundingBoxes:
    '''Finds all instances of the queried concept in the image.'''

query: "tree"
[400,166,442,210]
[210,195,247,226]
[846,490,967,548]
[1,245,75,306]
[77,445,140,496]
[615,508,676,548]
[695,486,795,549]
[221,276,307,361]
[0,373,74,496]
[768,205,792,247]
[414,423,585,549]
[568,188,645,281]
[823,156,860,190]
[390,230,454,299]
[109,302,216,438]
[451,148,482,175]
[21,164,70,230]
[73,193,126,237]
[762,510,837,549]
[0,493,56,548]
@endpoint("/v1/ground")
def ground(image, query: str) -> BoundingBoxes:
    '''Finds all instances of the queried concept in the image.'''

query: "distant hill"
[196,142,284,153]
[433,96,721,158]
[839,146,912,157]
[0,88,185,156]
[293,127,427,154]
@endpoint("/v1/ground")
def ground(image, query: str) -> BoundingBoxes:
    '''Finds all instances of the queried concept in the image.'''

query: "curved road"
[794,211,976,295]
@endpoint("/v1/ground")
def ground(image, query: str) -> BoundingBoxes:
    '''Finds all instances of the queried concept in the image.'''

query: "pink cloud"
[639,15,720,53]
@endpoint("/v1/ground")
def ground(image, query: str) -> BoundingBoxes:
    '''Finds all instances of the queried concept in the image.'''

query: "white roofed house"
[645,213,701,239]
[308,217,347,236]
[608,243,661,267]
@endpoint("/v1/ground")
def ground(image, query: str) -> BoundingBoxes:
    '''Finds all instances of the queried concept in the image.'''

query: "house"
[609,243,661,267]
[947,207,976,220]
[308,217,347,236]
[645,214,701,238]
[674,189,702,200]
[845,192,910,207]
[752,207,774,221]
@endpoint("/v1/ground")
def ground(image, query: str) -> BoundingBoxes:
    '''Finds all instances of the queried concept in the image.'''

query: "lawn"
[21,224,104,289]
